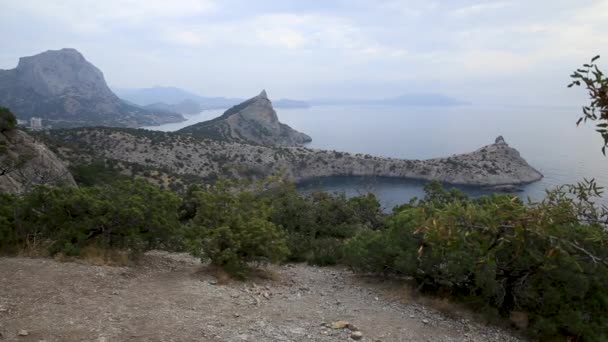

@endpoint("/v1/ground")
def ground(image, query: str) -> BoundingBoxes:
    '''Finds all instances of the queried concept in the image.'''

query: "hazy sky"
[1,0,607,104]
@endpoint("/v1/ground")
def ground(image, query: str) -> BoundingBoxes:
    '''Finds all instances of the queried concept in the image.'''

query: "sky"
[1,0,607,105]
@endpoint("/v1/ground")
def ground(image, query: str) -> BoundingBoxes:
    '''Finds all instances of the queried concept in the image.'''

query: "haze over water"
[147,104,608,210]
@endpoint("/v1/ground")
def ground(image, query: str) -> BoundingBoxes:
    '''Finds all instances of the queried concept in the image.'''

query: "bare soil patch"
[0,252,526,341]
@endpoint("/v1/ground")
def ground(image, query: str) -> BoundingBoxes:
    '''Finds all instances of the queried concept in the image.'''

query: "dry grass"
[53,246,133,267]
[17,235,51,258]
[389,283,521,334]
[197,263,282,284]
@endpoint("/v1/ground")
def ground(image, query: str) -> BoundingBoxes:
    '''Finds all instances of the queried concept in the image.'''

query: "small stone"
[112,291,119,295]
[18,330,29,336]
[409,314,415,319]
[208,280,218,285]
[350,331,363,340]
[347,323,359,331]
[422,319,430,324]
[234,313,240,318]
[330,320,349,329]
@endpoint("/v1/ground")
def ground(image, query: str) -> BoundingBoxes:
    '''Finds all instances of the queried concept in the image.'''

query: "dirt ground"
[0,251,527,342]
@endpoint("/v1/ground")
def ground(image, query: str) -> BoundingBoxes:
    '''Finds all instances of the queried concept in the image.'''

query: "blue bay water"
[146,104,608,210]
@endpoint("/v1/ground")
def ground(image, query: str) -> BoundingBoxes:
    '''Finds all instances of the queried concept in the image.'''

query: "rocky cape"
[44,128,542,189]
[0,49,184,128]
[0,128,76,194]
[178,90,312,146]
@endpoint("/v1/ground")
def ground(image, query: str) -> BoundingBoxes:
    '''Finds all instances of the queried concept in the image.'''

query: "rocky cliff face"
[178,90,312,146]
[46,127,542,188]
[0,129,76,194]
[0,49,184,128]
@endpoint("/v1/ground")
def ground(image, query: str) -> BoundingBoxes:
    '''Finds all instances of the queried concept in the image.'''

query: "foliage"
[569,55,608,155]
[184,180,289,278]
[69,160,129,186]
[0,179,181,257]
[344,181,608,340]
[0,107,17,132]
[262,181,386,265]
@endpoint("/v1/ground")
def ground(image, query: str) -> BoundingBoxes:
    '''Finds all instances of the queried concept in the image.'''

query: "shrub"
[0,180,182,257]
[344,181,608,340]
[263,181,385,265]
[184,181,288,278]
[0,107,17,132]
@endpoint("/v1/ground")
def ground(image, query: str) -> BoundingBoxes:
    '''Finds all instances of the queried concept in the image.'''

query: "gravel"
[0,251,528,342]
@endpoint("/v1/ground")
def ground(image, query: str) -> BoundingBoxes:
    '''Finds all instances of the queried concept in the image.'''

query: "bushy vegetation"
[2,171,608,339]
[0,179,181,257]
[0,107,17,132]
[262,182,384,265]
[183,181,289,278]
[344,181,608,341]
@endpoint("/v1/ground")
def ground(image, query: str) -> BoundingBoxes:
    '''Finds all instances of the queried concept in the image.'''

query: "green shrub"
[344,181,608,340]
[184,181,289,278]
[263,182,385,265]
[0,107,17,132]
[0,179,182,257]
[70,160,128,186]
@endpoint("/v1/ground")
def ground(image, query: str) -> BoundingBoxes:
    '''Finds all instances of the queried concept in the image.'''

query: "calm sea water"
[145,104,608,210]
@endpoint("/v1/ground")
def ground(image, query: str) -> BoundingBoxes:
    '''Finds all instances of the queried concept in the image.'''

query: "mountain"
[311,93,468,106]
[0,49,185,128]
[116,86,310,111]
[144,99,203,115]
[178,90,312,146]
[115,86,242,110]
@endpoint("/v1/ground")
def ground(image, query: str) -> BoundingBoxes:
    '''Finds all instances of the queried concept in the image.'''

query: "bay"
[146,104,608,210]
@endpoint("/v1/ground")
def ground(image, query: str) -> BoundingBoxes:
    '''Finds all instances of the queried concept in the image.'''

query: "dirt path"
[0,252,526,342]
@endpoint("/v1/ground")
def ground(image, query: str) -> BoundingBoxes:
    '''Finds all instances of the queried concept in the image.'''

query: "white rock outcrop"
[0,129,76,194]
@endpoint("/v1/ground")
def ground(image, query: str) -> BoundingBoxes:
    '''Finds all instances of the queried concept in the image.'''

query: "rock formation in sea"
[178,90,312,146]
[0,48,184,128]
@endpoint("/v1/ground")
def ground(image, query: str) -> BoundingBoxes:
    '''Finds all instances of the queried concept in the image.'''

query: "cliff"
[0,49,184,128]
[178,90,312,146]
[0,129,76,194]
[45,128,542,188]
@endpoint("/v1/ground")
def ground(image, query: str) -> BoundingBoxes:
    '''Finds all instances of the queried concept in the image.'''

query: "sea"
[143,104,608,211]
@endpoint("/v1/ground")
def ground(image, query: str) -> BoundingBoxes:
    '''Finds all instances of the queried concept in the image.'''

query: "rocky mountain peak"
[14,48,112,98]
[179,90,312,146]
[495,135,507,145]
[0,48,184,127]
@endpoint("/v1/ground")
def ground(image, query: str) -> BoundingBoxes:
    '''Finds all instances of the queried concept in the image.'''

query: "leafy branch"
[569,55,608,155]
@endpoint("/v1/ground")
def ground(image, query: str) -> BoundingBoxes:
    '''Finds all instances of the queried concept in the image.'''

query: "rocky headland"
[44,126,542,190]
[178,90,312,146]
